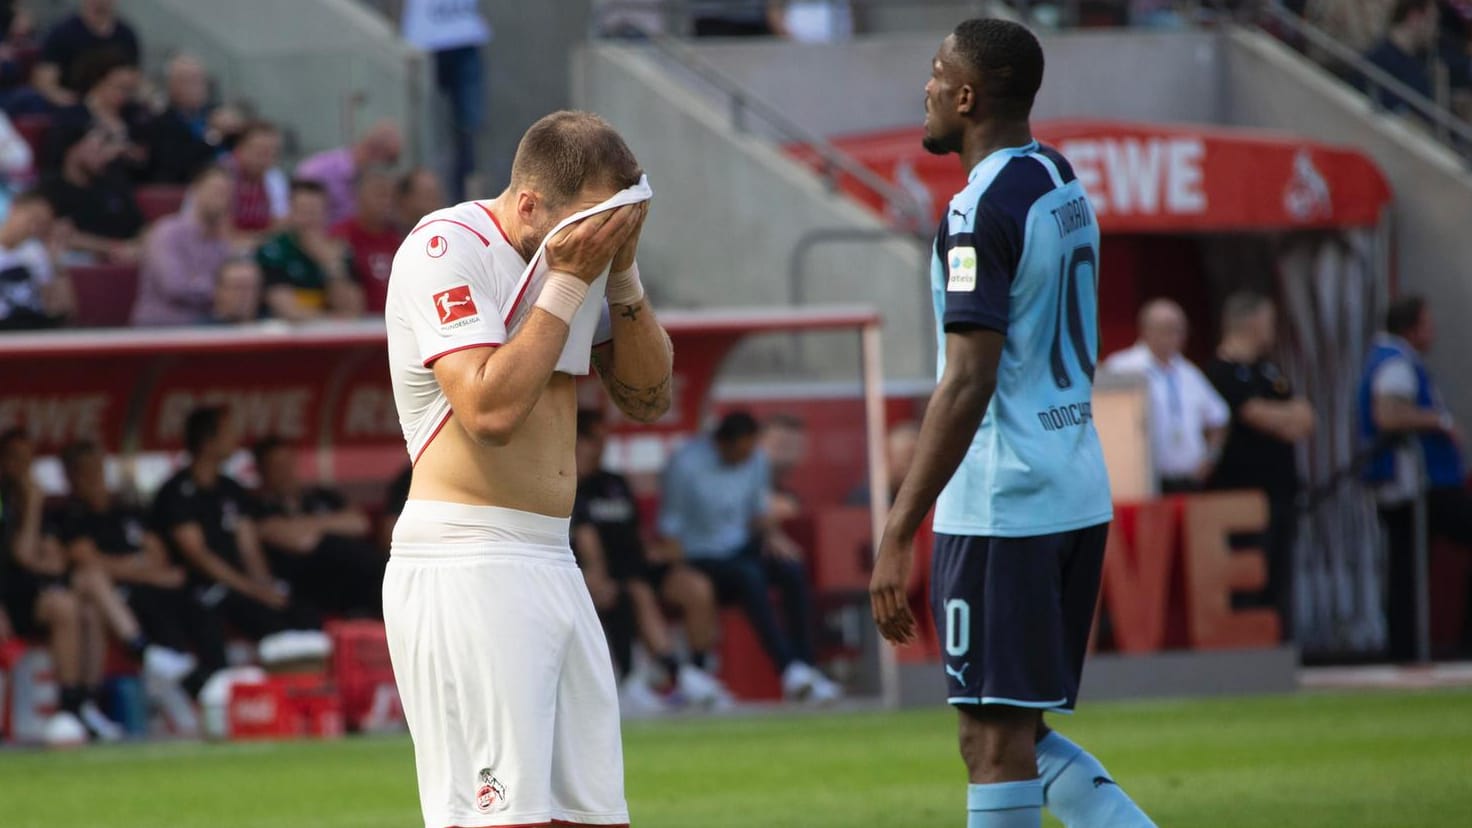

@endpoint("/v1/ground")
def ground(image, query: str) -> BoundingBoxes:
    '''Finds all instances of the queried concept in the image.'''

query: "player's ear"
[515,190,539,223]
[957,83,975,116]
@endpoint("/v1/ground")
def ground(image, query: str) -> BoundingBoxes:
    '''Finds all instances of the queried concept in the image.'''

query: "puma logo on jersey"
[433,285,479,326]
[945,662,970,684]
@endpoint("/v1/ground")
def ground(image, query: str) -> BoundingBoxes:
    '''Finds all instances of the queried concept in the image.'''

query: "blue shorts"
[930,524,1108,712]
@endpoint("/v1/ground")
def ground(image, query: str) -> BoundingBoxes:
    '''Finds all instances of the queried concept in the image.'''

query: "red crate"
[328,620,400,732]
[228,674,343,741]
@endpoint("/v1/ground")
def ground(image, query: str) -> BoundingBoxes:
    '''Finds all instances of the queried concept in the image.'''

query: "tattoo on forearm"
[619,302,643,322]
[604,370,672,423]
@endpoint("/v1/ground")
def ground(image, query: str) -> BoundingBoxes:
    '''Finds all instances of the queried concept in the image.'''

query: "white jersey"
[386,179,653,463]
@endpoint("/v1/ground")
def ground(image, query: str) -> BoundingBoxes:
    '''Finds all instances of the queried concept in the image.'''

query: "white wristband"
[607,262,645,307]
[534,271,590,325]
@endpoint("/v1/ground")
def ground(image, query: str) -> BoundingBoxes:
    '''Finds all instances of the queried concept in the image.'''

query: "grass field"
[3,689,1470,827]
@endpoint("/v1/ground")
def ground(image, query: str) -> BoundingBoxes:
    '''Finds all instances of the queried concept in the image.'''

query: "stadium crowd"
[0,0,448,332]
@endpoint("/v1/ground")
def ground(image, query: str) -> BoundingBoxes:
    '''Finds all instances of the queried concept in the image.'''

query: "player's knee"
[71,565,109,597]
[957,709,1037,779]
[667,567,714,606]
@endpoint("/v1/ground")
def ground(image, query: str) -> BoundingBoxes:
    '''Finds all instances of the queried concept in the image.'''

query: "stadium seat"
[69,264,140,328]
[136,185,187,223]
[12,113,49,161]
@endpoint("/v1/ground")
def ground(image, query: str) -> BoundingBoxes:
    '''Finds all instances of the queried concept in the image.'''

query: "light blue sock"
[967,779,1043,828]
[1036,731,1157,827]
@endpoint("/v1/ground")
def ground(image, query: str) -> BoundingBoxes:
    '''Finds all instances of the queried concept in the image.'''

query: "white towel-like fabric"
[506,175,653,376]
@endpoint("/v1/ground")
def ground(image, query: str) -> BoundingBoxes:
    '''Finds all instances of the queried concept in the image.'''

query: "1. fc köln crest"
[475,768,507,812]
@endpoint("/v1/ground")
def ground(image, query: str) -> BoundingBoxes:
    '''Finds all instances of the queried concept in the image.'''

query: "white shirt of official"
[1101,342,1230,479]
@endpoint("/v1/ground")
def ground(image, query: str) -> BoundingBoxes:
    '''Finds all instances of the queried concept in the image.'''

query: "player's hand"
[545,204,640,285]
[870,531,917,645]
[609,201,648,275]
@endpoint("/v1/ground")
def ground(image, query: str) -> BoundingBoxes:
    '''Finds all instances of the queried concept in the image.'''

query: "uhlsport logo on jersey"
[475,768,507,813]
[947,246,978,292]
[432,285,479,329]
[426,234,449,258]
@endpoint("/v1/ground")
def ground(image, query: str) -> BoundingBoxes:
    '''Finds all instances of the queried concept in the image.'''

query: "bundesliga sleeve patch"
[947,246,978,292]
[433,284,479,327]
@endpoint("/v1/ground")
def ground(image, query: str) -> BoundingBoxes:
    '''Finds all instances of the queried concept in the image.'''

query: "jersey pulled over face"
[931,141,1113,538]
[384,202,613,465]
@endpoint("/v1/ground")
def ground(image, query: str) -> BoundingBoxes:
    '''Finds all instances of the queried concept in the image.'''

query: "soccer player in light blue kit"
[870,19,1156,828]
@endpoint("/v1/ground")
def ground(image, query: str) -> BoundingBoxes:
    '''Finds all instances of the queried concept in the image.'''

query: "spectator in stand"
[256,179,362,322]
[0,108,33,213]
[55,439,220,734]
[131,164,235,326]
[572,409,727,713]
[845,420,920,507]
[0,4,38,94]
[658,411,841,703]
[151,407,326,655]
[31,0,138,110]
[761,413,809,522]
[250,437,384,619]
[224,120,288,243]
[40,122,143,263]
[400,0,491,201]
[1359,295,1472,660]
[1101,298,1230,493]
[210,255,262,325]
[1306,0,1397,56]
[331,166,402,314]
[0,189,73,330]
[139,54,218,185]
[395,166,446,229]
[294,119,403,225]
[1364,0,1441,115]
[0,428,104,741]
[692,0,775,36]
[49,47,146,174]
[1206,293,1317,642]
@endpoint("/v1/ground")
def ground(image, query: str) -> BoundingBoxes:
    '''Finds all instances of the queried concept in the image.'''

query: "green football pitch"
[3,689,1469,827]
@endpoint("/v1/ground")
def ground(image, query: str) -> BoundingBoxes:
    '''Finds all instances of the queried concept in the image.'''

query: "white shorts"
[385,500,627,828]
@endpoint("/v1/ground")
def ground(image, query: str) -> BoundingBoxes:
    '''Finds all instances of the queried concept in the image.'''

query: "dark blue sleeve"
[942,199,1020,334]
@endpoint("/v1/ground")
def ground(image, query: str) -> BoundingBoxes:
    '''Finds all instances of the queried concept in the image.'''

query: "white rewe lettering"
[342,387,401,438]
[1058,137,1207,217]
[0,395,109,444]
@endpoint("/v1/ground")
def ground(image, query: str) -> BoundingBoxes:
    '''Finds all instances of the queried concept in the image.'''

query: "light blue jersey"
[930,141,1113,537]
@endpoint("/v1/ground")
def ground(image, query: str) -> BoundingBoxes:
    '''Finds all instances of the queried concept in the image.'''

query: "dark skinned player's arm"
[885,327,1005,541]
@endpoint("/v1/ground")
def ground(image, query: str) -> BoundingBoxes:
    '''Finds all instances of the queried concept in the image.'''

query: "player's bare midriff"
[407,373,579,518]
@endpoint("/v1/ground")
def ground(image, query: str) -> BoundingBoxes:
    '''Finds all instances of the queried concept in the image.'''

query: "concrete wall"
[111,0,429,162]
[1222,28,1472,425]
[574,44,932,381]
[681,30,1225,138]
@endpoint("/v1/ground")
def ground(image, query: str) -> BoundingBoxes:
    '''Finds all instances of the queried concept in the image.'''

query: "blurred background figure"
[251,437,384,620]
[769,0,853,43]
[1206,292,1316,642]
[208,255,262,325]
[331,166,402,314]
[1359,295,1472,660]
[0,188,72,330]
[294,118,402,224]
[658,410,840,703]
[30,0,139,110]
[39,122,141,263]
[1102,298,1230,494]
[140,54,218,184]
[395,166,445,229]
[572,409,727,714]
[131,164,234,326]
[256,179,361,322]
[399,0,490,201]
[692,0,774,36]
[1363,0,1440,115]
[223,120,288,244]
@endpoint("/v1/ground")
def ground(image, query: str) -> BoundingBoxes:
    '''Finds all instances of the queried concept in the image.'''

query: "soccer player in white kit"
[383,111,671,828]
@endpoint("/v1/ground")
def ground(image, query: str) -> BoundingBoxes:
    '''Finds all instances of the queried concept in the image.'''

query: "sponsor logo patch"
[426,234,449,258]
[947,246,977,292]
